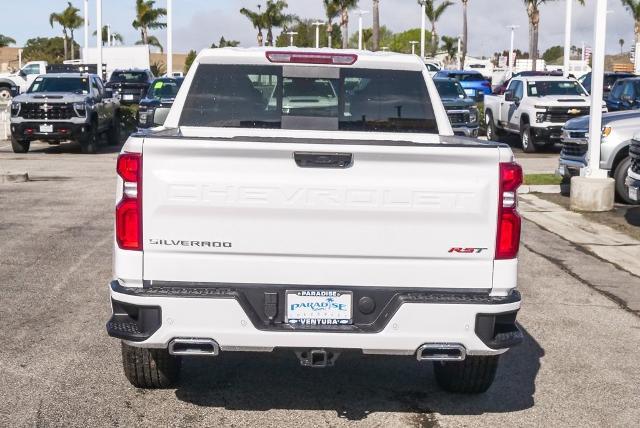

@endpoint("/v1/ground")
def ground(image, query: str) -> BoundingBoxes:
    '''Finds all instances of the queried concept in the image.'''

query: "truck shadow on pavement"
[26,140,123,155]
[173,326,543,421]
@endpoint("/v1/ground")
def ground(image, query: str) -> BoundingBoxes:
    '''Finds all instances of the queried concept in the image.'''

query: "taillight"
[496,162,523,260]
[265,51,358,65]
[116,153,142,250]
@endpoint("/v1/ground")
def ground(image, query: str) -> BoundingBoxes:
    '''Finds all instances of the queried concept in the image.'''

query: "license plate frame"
[39,124,53,133]
[123,94,134,101]
[285,290,353,326]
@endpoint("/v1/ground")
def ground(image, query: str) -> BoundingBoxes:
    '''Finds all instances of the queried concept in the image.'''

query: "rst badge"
[449,247,488,254]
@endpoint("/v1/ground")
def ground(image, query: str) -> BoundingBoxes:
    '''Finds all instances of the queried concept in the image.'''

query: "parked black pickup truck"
[137,77,184,128]
[105,69,154,106]
[10,73,121,154]
[433,77,479,137]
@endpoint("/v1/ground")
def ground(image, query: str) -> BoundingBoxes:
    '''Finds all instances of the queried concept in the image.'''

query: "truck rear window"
[179,64,438,133]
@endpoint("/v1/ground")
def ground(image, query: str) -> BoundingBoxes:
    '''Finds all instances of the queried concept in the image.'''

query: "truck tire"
[614,157,637,205]
[485,111,501,142]
[11,136,30,153]
[107,111,122,146]
[121,342,181,389]
[433,355,499,394]
[80,122,99,154]
[521,124,537,153]
[0,87,12,101]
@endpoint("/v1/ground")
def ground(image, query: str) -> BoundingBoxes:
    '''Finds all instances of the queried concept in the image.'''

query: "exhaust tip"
[416,343,466,362]
[169,338,219,356]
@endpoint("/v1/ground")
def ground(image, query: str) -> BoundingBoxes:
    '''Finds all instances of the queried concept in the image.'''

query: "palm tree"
[0,34,16,48]
[372,0,380,51]
[50,2,84,60]
[335,0,359,49]
[621,1,640,45]
[94,26,124,46]
[461,0,468,69]
[264,1,294,46]
[323,0,341,48]
[136,35,163,52]
[524,0,584,71]
[420,0,453,57]
[441,35,458,64]
[240,4,266,47]
[132,0,167,47]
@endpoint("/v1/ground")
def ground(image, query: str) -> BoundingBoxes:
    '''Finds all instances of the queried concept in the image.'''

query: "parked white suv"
[484,76,603,153]
[106,48,524,394]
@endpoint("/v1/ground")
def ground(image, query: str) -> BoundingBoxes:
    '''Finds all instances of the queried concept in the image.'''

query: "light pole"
[97,0,102,78]
[507,25,519,75]
[410,41,419,55]
[419,1,426,59]
[570,0,614,212]
[83,0,89,60]
[167,0,173,77]
[357,10,369,50]
[107,24,111,47]
[286,31,298,47]
[312,21,325,48]
[587,0,608,179]
[457,36,462,69]
[563,0,573,77]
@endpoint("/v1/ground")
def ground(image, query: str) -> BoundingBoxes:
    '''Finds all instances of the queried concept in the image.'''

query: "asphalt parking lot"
[1,140,639,427]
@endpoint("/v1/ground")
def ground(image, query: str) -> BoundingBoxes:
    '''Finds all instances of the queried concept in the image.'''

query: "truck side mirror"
[104,88,114,99]
[504,90,514,102]
[153,108,171,126]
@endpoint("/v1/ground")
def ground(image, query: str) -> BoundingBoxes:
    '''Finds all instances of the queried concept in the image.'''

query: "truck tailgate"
[141,137,500,289]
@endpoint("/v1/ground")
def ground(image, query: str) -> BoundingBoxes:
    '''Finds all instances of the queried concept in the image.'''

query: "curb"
[1,172,29,183]
[519,185,561,194]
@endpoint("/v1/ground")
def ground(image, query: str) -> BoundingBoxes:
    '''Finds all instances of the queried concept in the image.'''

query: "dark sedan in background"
[105,69,154,106]
[137,77,184,128]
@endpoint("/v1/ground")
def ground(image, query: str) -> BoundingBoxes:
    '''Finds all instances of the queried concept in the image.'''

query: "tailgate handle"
[294,152,353,169]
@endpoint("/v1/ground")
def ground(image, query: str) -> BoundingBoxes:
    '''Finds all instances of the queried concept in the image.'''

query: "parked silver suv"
[557,110,640,204]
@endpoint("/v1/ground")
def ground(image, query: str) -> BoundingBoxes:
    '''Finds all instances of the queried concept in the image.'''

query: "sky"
[0,0,635,57]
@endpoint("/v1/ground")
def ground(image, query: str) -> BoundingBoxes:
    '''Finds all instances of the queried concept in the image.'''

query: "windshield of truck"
[28,77,89,94]
[110,71,148,83]
[146,79,183,99]
[180,64,438,133]
[434,80,466,99]
[527,81,588,97]
[448,73,485,82]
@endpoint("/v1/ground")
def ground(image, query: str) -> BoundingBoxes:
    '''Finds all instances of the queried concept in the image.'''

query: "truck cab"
[484,76,601,153]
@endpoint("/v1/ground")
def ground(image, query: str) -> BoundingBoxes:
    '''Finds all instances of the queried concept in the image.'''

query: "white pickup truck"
[106,48,524,394]
[0,61,48,100]
[484,76,599,153]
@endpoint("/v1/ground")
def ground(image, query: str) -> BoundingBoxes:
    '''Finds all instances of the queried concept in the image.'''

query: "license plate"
[286,290,353,326]
[39,124,53,133]
[629,186,639,202]
[123,94,134,101]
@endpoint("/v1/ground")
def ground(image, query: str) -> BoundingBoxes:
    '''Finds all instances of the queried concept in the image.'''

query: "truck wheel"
[433,355,499,394]
[11,136,30,153]
[0,87,12,101]
[614,157,637,205]
[121,342,181,389]
[107,111,122,146]
[521,124,537,153]
[485,111,501,142]
[80,122,99,154]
